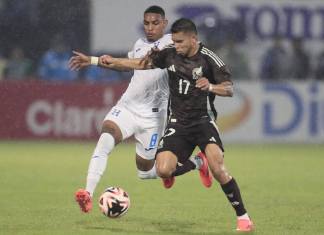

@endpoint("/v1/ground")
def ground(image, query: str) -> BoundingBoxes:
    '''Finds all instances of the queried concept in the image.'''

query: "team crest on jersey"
[192,66,203,80]
[154,41,160,48]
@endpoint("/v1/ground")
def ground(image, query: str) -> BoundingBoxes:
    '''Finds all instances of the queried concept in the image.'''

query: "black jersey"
[151,43,232,124]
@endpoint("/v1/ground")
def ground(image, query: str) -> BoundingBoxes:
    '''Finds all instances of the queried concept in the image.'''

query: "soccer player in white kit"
[69,6,212,213]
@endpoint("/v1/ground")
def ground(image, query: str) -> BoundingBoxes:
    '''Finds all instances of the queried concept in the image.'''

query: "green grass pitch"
[0,141,324,235]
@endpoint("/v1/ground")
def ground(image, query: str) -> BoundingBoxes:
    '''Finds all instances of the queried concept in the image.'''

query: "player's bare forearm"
[101,56,152,71]
[209,81,234,97]
[69,51,151,72]
[97,57,132,72]
[196,77,233,97]
[196,78,233,97]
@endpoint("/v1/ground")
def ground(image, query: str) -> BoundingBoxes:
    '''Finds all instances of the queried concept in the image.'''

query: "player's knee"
[156,170,172,178]
[156,164,174,178]
[101,120,122,144]
[155,152,177,178]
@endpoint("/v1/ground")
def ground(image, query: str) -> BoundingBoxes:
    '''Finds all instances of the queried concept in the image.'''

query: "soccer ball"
[99,187,130,218]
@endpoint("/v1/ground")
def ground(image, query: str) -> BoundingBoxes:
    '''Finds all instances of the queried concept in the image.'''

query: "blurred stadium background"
[0,0,324,234]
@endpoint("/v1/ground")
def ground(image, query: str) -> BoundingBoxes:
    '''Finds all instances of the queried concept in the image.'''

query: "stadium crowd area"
[0,0,323,82]
[2,34,324,83]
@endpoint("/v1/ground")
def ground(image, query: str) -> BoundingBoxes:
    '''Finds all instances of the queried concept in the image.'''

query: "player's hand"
[221,81,234,95]
[195,77,210,91]
[139,48,158,68]
[69,51,91,70]
[139,54,152,68]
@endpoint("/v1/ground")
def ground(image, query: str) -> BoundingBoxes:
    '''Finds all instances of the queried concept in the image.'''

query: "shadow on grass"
[83,216,238,235]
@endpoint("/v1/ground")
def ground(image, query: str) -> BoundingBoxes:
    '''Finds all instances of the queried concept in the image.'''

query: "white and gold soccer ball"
[98,187,130,218]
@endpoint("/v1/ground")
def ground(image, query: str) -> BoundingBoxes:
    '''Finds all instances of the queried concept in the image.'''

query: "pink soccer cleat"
[236,218,254,232]
[162,177,175,189]
[196,152,213,188]
[75,189,92,213]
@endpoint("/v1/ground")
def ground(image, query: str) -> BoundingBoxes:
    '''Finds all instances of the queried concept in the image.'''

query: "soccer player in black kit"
[100,18,254,232]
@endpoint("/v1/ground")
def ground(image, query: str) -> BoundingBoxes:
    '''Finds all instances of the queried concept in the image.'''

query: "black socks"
[221,178,247,216]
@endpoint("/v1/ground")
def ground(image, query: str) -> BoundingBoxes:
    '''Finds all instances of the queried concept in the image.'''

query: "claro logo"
[26,100,107,137]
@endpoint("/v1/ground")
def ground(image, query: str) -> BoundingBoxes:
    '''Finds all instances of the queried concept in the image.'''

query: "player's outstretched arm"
[69,51,139,72]
[196,78,233,97]
[101,54,153,71]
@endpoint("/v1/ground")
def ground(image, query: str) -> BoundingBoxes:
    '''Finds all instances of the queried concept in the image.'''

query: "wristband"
[208,84,213,92]
[90,56,99,66]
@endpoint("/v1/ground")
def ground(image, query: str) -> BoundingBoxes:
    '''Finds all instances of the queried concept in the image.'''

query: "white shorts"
[104,105,167,160]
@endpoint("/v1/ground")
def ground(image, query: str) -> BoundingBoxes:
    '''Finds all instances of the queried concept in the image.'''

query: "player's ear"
[190,33,198,44]
[163,19,168,28]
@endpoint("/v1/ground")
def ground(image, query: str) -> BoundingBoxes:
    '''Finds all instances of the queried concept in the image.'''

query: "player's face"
[143,13,167,42]
[172,31,197,57]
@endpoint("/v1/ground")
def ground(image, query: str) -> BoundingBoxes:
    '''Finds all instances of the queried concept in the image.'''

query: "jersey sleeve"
[128,39,140,59]
[213,65,232,84]
[150,48,169,69]
[205,52,232,84]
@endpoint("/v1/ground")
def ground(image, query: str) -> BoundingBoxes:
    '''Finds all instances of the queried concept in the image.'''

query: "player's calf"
[204,144,230,184]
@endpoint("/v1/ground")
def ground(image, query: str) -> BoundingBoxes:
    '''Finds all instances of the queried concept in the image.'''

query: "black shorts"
[156,118,224,164]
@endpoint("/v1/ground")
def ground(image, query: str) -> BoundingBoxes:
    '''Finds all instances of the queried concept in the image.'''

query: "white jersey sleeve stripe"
[202,47,225,65]
[201,48,225,66]
[201,50,224,67]
[201,48,225,67]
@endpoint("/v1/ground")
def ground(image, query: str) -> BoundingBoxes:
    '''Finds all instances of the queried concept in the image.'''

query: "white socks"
[137,163,158,179]
[86,133,115,196]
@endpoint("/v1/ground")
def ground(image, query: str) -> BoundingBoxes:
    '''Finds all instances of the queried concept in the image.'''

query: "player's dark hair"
[144,5,165,18]
[171,18,197,35]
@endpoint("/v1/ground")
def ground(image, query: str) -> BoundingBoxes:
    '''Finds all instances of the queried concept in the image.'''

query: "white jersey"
[116,34,172,118]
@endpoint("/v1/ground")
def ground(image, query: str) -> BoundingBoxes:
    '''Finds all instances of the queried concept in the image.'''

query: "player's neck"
[187,43,200,57]
[147,38,161,43]
[146,35,164,43]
